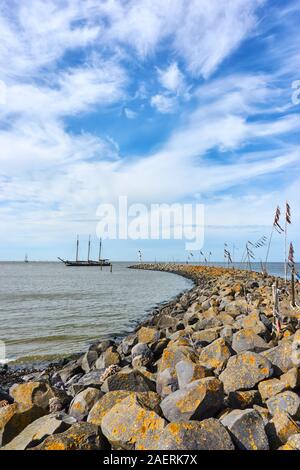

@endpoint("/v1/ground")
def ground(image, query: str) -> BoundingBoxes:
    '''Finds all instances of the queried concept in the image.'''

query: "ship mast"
[76,235,79,262]
[87,235,91,262]
[98,237,102,261]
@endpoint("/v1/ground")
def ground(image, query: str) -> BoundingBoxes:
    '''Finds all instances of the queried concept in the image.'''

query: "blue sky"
[0,0,300,261]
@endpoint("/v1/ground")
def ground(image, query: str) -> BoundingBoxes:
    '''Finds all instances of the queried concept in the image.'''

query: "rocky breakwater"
[1,263,300,451]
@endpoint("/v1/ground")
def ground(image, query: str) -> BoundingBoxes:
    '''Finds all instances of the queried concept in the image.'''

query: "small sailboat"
[24,254,29,263]
[58,236,111,267]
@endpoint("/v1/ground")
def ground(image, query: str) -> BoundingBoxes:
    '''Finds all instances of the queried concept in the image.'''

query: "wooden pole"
[272,278,281,334]
[110,263,113,273]
[291,266,296,307]
[284,217,288,283]
[247,245,252,272]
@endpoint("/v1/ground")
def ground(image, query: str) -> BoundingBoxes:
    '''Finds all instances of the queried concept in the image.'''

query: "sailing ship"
[58,236,111,267]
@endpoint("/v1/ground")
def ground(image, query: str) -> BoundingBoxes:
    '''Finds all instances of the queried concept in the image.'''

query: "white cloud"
[157,62,185,93]
[173,0,265,77]
[0,0,101,78]
[124,107,137,119]
[1,62,127,121]
[150,94,176,114]
[95,0,265,78]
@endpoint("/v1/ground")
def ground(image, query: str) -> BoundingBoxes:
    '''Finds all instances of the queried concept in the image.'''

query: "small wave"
[7,334,90,346]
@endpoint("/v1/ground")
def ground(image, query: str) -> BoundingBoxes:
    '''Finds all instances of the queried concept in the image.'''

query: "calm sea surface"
[0,261,298,365]
[0,262,192,364]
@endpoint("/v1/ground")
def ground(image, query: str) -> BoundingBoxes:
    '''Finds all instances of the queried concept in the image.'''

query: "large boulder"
[266,391,300,419]
[101,394,166,450]
[221,408,269,450]
[94,347,121,370]
[10,382,55,411]
[87,391,161,426]
[0,401,46,447]
[191,328,220,345]
[175,360,211,389]
[1,412,74,450]
[148,419,234,450]
[69,388,103,421]
[157,315,178,330]
[262,341,294,376]
[118,334,137,356]
[150,338,169,360]
[266,411,300,449]
[131,343,153,368]
[219,352,273,394]
[199,338,231,373]
[158,341,197,372]
[52,361,83,384]
[280,368,300,390]
[76,370,104,388]
[32,422,107,450]
[1,403,44,447]
[278,433,300,450]
[138,327,160,344]
[89,339,113,355]
[101,369,156,393]
[258,378,286,402]
[232,329,269,354]
[81,350,98,373]
[241,312,266,336]
[160,377,224,422]
[227,390,262,410]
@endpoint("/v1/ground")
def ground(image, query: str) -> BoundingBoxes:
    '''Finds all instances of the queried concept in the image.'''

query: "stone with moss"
[147,419,234,450]
[32,422,107,450]
[69,387,103,421]
[160,377,224,422]
[87,391,161,426]
[101,394,166,450]
[219,352,273,394]
[221,408,269,450]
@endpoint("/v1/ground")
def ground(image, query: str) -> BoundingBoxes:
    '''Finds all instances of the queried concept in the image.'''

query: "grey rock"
[219,352,273,394]
[89,339,113,355]
[69,387,103,421]
[262,340,294,376]
[53,361,83,384]
[81,350,98,373]
[266,391,300,419]
[77,370,104,388]
[156,368,178,398]
[33,422,108,450]
[152,419,234,450]
[131,343,153,368]
[1,412,72,450]
[221,409,269,450]
[101,369,156,393]
[232,329,269,354]
[160,377,224,422]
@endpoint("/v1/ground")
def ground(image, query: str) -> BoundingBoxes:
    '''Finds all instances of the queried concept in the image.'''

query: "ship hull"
[65,261,111,267]
[58,257,111,267]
